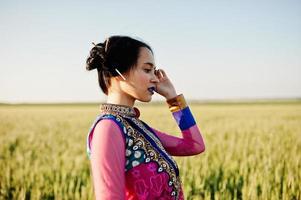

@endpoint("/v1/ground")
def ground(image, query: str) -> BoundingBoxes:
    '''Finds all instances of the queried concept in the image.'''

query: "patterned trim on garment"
[111,114,182,199]
[128,118,180,176]
[100,103,139,118]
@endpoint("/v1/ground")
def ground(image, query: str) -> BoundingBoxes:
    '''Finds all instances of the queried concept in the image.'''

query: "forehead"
[137,47,155,66]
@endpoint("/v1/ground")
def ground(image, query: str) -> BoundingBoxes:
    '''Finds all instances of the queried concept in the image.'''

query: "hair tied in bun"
[92,42,101,48]
[86,42,105,71]
[104,38,110,52]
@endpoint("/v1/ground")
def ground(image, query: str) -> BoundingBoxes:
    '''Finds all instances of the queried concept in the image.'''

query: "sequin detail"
[87,103,183,199]
[116,115,182,198]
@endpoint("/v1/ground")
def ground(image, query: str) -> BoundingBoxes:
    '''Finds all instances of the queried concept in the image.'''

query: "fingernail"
[159,70,163,77]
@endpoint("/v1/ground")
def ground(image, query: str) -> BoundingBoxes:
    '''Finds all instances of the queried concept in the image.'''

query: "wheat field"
[0,102,300,200]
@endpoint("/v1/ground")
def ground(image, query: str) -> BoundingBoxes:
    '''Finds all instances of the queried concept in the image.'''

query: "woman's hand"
[154,69,178,100]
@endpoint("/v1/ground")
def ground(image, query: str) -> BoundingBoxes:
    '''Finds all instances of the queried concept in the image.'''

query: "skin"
[107,47,177,107]
[90,47,206,199]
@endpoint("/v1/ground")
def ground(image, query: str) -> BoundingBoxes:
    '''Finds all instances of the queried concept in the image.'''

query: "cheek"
[137,73,149,84]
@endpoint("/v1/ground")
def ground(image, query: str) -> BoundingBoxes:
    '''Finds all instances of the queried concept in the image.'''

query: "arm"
[152,94,205,156]
[89,119,125,200]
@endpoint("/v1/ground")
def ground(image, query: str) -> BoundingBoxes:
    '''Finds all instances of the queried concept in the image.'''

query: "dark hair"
[86,36,153,95]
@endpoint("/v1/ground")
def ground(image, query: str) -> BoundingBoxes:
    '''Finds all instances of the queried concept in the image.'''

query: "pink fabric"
[151,124,205,156]
[125,162,184,200]
[89,119,205,199]
[90,119,126,200]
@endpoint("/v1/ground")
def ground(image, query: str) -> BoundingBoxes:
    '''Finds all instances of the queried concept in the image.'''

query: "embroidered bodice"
[87,94,205,199]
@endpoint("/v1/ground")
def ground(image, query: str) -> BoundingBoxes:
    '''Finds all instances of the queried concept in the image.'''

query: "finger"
[155,69,163,79]
[157,69,167,78]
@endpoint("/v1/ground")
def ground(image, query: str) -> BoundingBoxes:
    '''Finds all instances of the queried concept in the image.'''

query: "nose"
[151,72,159,83]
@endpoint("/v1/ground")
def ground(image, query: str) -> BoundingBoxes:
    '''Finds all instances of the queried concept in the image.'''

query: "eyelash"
[144,69,152,73]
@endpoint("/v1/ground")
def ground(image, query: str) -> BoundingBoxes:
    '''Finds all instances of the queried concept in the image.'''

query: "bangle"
[166,94,187,112]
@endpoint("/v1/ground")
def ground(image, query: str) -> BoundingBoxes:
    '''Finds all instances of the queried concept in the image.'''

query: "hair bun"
[86,43,106,71]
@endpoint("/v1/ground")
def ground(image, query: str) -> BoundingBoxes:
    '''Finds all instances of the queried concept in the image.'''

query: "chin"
[138,96,152,103]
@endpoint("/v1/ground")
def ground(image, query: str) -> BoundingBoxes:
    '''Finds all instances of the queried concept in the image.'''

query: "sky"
[0,0,300,103]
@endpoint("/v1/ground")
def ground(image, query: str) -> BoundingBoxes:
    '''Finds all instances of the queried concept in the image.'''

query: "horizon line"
[1,96,301,105]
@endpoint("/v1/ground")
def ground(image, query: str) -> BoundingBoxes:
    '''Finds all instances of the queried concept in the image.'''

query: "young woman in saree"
[86,35,205,200]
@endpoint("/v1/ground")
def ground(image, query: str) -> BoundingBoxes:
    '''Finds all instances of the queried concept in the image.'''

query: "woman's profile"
[85,35,205,199]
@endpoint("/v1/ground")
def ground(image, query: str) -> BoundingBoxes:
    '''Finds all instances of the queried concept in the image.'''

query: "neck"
[106,91,135,107]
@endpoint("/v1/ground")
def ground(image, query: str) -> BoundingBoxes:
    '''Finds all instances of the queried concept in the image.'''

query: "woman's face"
[120,47,159,102]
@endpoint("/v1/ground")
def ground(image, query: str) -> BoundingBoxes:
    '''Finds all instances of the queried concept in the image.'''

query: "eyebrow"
[144,62,156,70]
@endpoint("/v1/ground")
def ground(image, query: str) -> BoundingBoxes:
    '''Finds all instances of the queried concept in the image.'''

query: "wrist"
[164,90,177,100]
[166,94,187,112]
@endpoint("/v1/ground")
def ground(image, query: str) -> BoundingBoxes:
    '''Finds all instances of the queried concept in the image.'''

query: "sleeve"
[151,94,205,156]
[89,119,126,200]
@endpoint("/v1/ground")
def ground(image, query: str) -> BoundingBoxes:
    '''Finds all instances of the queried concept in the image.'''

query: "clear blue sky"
[0,0,300,103]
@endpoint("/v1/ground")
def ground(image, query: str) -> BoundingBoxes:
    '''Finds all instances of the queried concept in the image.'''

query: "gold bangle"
[166,94,187,112]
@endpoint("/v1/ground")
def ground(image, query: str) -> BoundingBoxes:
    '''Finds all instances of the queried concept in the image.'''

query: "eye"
[144,69,152,73]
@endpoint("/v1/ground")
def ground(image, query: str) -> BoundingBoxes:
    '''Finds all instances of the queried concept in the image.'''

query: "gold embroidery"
[119,116,182,199]
[100,103,138,117]
[99,104,182,199]
[130,118,179,169]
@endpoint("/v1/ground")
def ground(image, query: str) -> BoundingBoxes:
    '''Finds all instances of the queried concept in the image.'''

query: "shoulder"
[90,118,125,154]
[94,117,124,136]
[87,115,127,158]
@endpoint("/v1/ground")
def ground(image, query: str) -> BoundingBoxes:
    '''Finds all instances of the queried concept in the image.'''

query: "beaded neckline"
[100,103,140,118]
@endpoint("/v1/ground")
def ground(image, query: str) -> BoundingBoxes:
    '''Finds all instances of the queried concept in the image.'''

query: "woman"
[86,35,205,200]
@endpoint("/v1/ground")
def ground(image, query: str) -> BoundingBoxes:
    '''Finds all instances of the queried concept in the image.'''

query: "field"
[0,102,300,200]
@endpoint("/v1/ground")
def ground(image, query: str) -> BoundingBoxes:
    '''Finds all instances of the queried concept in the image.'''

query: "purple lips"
[148,87,156,94]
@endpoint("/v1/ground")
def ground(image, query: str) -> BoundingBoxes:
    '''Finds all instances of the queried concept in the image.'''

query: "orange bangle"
[166,94,187,112]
